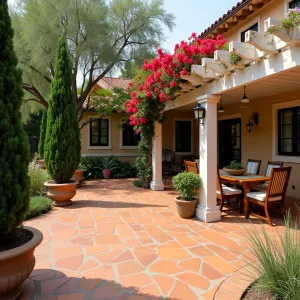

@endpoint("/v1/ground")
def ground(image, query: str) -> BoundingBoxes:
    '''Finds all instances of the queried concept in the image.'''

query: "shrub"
[79,156,137,179]
[172,172,201,200]
[44,36,81,183]
[25,197,52,220]
[28,162,50,196]
[246,211,300,300]
[99,156,118,171]
[38,108,47,158]
[225,160,245,170]
[0,0,31,239]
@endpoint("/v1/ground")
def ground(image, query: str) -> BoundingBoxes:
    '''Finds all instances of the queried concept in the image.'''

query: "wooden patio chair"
[184,160,199,174]
[246,167,292,226]
[252,161,283,191]
[246,159,261,175]
[217,169,243,213]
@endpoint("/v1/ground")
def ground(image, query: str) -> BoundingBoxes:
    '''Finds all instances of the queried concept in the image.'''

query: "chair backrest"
[184,160,199,174]
[246,159,261,175]
[266,167,292,201]
[162,149,174,163]
[265,161,283,176]
[216,169,223,198]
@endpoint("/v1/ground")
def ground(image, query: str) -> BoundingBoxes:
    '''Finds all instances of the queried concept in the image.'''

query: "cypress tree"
[44,36,81,183]
[0,0,30,238]
[38,108,47,158]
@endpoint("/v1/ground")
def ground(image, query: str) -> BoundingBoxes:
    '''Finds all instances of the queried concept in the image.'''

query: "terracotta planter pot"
[44,180,78,206]
[37,159,46,170]
[174,197,198,219]
[102,169,111,179]
[71,169,84,186]
[0,227,43,300]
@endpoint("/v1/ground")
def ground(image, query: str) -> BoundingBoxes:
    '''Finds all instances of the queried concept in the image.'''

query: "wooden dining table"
[219,170,270,214]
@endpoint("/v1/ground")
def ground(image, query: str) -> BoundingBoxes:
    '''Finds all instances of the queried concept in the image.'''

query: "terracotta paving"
[23,179,286,300]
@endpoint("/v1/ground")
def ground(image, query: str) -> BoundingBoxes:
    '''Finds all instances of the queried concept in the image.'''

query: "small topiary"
[0,0,30,239]
[38,108,47,158]
[172,172,202,201]
[44,36,81,184]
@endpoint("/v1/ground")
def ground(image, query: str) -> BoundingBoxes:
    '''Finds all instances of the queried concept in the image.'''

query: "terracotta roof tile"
[95,77,132,90]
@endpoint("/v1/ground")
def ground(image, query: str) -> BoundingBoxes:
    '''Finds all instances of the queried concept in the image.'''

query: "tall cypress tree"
[44,36,81,183]
[38,108,47,158]
[0,0,30,238]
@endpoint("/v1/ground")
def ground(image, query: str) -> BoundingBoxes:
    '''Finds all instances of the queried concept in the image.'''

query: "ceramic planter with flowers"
[44,36,81,206]
[172,172,202,219]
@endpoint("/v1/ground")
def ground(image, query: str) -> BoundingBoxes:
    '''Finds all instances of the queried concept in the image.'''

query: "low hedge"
[25,197,52,220]
[79,156,137,179]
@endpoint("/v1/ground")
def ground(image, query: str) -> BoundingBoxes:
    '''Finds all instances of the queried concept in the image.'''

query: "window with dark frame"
[289,0,300,9]
[278,106,300,156]
[90,119,109,146]
[175,120,192,152]
[122,121,140,146]
[240,23,259,42]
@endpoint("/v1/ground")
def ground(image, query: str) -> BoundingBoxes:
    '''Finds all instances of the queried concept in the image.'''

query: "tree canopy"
[11,0,175,127]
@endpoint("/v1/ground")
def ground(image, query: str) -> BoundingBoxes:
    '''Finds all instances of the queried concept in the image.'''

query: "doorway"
[218,118,241,168]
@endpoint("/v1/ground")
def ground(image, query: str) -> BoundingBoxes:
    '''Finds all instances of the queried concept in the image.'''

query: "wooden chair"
[184,160,199,174]
[246,159,261,175]
[246,167,292,226]
[217,169,242,213]
[252,161,283,191]
[162,149,175,182]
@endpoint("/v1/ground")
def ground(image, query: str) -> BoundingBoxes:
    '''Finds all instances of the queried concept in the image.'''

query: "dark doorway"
[218,118,241,168]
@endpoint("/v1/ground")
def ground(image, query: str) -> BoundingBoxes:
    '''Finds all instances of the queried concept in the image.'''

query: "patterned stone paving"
[22,179,285,300]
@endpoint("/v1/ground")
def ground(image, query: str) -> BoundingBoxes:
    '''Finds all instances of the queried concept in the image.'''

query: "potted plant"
[44,36,81,206]
[172,172,202,219]
[0,1,43,298]
[36,109,47,169]
[223,160,247,176]
[100,156,118,179]
[71,169,84,186]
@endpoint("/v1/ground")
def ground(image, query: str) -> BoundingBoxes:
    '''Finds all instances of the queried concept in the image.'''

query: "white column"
[196,94,221,222]
[150,122,164,191]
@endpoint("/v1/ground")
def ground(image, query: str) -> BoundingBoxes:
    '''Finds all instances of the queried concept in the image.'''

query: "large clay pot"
[71,169,84,186]
[174,197,198,219]
[37,159,46,170]
[44,180,78,206]
[0,227,43,300]
[102,169,112,179]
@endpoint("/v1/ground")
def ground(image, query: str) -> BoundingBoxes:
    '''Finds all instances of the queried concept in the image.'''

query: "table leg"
[243,183,250,217]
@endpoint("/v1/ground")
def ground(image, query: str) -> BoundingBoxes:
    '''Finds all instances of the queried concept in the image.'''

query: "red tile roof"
[95,77,132,90]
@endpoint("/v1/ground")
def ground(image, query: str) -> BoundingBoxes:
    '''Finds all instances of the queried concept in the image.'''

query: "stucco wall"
[218,89,300,198]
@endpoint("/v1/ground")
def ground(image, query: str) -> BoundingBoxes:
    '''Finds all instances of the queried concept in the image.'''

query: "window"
[278,106,300,156]
[122,121,140,147]
[289,0,300,9]
[90,119,109,146]
[175,120,192,152]
[241,23,258,42]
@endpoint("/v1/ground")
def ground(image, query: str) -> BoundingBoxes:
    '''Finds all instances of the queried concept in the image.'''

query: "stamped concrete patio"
[23,179,286,300]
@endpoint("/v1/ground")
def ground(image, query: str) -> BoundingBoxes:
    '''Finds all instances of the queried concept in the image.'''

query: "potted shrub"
[71,169,84,186]
[44,36,81,206]
[223,160,247,176]
[100,156,118,179]
[172,172,202,219]
[37,109,47,169]
[0,1,43,298]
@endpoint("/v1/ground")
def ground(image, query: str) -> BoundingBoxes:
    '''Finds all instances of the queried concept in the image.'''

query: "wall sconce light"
[247,112,259,133]
[218,94,225,113]
[193,103,206,125]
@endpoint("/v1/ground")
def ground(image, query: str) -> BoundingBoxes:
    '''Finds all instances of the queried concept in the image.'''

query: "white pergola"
[150,18,300,222]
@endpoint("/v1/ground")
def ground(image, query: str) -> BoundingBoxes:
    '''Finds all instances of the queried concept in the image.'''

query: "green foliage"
[44,36,81,183]
[25,196,52,220]
[0,0,31,238]
[28,161,50,196]
[225,160,245,170]
[133,179,144,188]
[246,211,300,300]
[38,109,47,157]
[222,43,242,65]
[23,109,43,137]
[79,156,137,179]
[99,156,119,170]
[172,172,202,201]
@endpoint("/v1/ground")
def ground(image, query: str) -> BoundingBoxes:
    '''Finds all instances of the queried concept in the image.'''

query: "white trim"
[272,99,300,163]
[218,113,242,121]
[173,118,194,155]
[285,0,294,17]
[87,116,112,150]
[238,16,261,42]
[119,119,139,150]
[82,153,140,157]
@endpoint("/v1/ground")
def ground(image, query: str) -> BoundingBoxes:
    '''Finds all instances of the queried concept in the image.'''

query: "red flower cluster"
[126,33,227,129]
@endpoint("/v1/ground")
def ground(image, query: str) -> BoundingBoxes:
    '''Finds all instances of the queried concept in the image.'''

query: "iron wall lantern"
[193,103,206,125]
[247,112,259,133]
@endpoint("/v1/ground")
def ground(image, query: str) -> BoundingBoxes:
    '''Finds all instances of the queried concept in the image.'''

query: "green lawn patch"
[25,197,52,220]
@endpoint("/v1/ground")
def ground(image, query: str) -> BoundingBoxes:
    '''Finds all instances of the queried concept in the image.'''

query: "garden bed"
[25,197,52,220]
[242,283,273,300]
